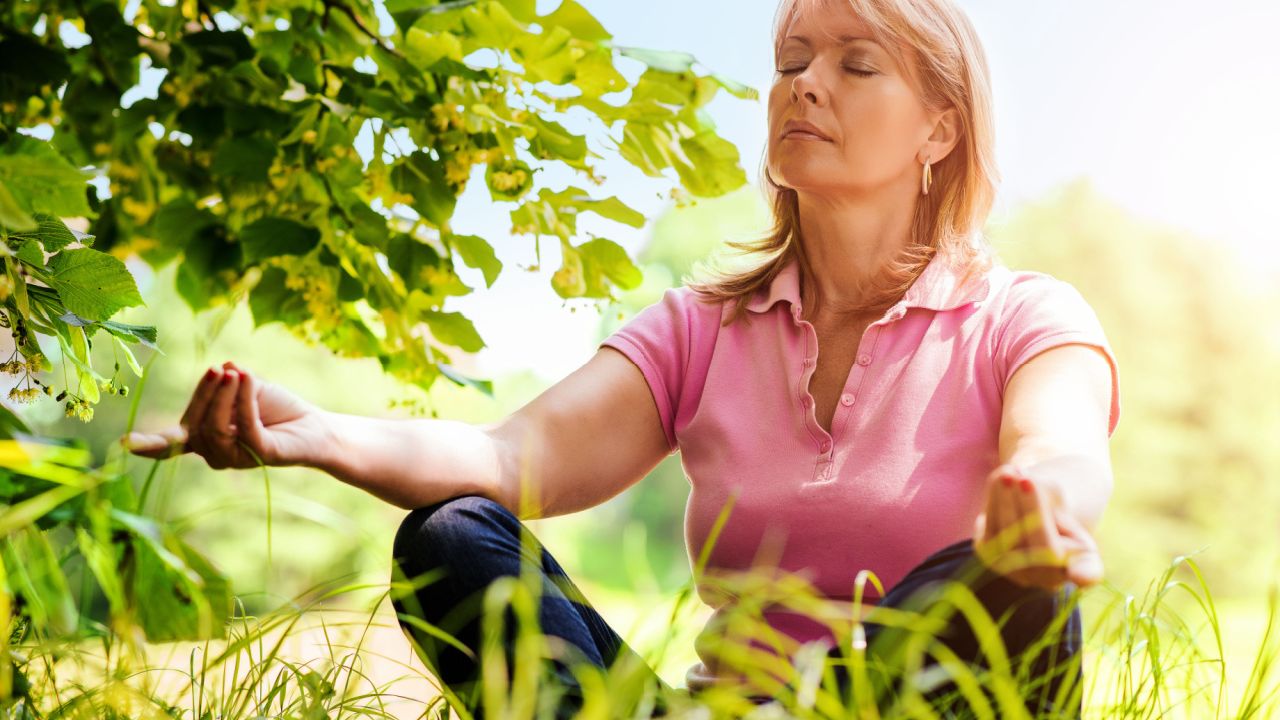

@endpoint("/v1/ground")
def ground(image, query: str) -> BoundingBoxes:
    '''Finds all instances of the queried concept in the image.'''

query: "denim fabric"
[391,495,1082,719]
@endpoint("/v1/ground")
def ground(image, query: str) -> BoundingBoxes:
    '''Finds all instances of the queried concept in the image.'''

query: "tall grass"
[4,520,1277,719]
[4,435,1277,719]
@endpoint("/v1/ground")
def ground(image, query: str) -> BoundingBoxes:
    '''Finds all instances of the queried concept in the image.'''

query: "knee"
[392,494,514,571]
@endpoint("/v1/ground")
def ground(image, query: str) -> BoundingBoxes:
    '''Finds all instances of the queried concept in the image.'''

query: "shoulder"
[984,267,1100,323]
[645,284,731,329]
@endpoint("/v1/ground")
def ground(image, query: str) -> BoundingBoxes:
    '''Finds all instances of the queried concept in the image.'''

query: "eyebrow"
[783,34,883,48]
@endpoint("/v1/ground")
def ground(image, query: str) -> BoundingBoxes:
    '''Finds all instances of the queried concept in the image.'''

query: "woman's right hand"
[121,360,332,470]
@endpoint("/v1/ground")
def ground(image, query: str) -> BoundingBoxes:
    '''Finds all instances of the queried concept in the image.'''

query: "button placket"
[831,323,884,444]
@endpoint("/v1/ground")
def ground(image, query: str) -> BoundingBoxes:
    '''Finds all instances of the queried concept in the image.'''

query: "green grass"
[4,440,1277,719]
[5,540,1278,719]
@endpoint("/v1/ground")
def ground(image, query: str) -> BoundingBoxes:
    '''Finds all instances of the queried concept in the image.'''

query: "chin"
[768,167,843,194]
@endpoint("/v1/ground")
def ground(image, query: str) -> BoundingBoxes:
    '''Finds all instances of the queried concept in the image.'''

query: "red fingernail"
[1019,478,1032,493]
[205,368,216,379]
[221,371,235,384]
[1001,473,1014,487]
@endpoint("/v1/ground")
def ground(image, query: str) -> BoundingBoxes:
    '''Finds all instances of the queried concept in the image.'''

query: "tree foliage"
[0,0,758,670]
[0,0,756,407]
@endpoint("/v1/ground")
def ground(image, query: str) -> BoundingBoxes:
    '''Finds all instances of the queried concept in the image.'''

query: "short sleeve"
[598,287,699,454]
[994,275,1122,438]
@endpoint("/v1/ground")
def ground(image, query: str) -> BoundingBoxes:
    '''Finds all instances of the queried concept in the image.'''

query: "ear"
[921,105,962,165]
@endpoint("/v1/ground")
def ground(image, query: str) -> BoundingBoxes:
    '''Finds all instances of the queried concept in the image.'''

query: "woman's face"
[766,2,950,198]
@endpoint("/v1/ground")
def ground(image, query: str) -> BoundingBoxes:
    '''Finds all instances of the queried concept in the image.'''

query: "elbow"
[481,419,540,519]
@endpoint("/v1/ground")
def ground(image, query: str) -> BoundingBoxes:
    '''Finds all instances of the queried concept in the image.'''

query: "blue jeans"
[390,495,1083,719]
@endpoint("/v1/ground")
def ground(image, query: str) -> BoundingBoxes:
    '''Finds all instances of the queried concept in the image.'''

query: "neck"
[793,186,918,318]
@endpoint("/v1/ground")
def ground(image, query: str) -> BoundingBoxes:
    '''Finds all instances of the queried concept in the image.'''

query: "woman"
[124,0,1120,716]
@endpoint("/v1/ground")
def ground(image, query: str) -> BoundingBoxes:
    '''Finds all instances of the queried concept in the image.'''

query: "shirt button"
[840,393,855,406]
[803,357,815,367]
[857,355,871,366]
[819,440,831,452]
[801,396,811,406]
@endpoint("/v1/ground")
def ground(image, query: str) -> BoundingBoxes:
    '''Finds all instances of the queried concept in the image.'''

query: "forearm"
[308,410,507,511]
[1007,442,1113,531]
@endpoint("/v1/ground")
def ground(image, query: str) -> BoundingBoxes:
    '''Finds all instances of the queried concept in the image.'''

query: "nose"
[790,67,827,106]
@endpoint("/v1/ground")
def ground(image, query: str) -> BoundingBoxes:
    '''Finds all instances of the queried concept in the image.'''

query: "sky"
[442,0,1280,383]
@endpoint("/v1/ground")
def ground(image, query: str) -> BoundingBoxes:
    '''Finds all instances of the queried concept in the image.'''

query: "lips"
[782,119,833,142]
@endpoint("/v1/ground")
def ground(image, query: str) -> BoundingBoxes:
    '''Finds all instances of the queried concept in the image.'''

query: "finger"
[1067,552,1105,588]
[991,466,1022,553]
[180,367,222,429]
[1013,476,1061,576]
[204,370,241,463]
[1051,509,1103,587]
[1052,507,1097,549]
[981,466,1008,542]
[234,368,267,464]
[183,367,224,458]
[1012,475,1049,546]
[121,426,190,459]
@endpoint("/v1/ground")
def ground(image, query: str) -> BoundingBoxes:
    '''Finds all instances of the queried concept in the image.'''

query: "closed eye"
[777,66,876,77]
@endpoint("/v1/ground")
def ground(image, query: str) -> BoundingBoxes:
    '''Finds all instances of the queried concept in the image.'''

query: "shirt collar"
[744,250,993,314]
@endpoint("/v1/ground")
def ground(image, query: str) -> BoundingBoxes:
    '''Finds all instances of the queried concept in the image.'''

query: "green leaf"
[249,266,310,327]
[615,46,696,73]
[617,121,680,177]
[9,213,79,253]
[210,136,276,184]
[422,310,485,352]
[0,136,92,219]
[438,362,494,397]
[497,0,537,23]
[47,248,145,322]
[15,239,43,266]
[551,242,586,298]
[448,234,503,288]
[239,217,321,264]
[111,334,144,376]
[580,237,642,290]
[101,320,159,350]
[2,529,77,635]
[528,115,587,162]
[0,400,31,439]
[543,187,646,228]
[571,47,627,97]
[405,28,463,70]
[675,129,747,198]
[711,72,759,101]
[514,26,577,84]
[391,151,457,228]
[115,510,232,642]
[458,2,525,51]
[0,178,36,231]
[540,0,610,42]
[152,199,218,248]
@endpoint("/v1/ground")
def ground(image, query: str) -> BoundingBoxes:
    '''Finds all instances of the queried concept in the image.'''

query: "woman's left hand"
[972,462,1105,590]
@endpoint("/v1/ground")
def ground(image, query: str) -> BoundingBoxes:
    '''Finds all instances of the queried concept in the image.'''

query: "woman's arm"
[974,342,1115,589]
[308,412,505,511]
[124,349,672,518]
[314,347,673,515]
[996,342,1115,530]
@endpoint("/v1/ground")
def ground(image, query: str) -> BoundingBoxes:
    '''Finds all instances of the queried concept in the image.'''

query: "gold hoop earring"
[921,155,933,196]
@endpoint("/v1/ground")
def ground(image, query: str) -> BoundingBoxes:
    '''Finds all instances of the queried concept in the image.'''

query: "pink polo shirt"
[597,250,1121,691]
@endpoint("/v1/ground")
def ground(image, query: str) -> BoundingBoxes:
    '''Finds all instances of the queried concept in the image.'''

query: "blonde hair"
[687,0,1000,324]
